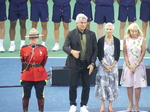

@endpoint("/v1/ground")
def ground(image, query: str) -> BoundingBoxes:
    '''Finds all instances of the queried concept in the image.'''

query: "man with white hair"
[63,13,97,112]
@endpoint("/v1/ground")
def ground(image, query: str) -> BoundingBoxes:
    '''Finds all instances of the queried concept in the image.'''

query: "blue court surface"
[0,58,150,112]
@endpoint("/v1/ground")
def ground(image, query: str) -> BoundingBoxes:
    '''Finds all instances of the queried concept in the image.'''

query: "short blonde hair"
[75,13,88,23]
[105,22,115,30]
[125,23,143,37]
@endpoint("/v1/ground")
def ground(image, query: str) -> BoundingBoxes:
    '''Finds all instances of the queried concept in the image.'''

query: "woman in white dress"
[120,23,147,111]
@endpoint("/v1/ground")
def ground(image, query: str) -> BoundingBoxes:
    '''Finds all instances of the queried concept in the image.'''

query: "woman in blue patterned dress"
[95,22,120,112]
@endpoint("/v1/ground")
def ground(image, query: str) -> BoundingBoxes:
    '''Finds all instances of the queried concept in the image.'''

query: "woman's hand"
[131,65,138,72]
[103,65,111,72]
[128,65,138,73]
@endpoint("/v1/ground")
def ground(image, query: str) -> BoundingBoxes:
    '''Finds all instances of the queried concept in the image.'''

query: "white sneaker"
[0,45,5,52]
[69,105,76,112]
[52,44,60,51]
[20,43,25,48]
[120,40,123,50]
[42,43,45,46]
[80,105,89,112]
[9,44,15,52]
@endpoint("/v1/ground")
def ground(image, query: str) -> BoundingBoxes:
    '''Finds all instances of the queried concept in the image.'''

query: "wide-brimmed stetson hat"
[25,28,43,37]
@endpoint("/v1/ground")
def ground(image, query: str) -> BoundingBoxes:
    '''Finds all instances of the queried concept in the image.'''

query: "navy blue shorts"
[30,2,49,22]
[0,2,7,21]
[52,4,71,23]
[118,5,136,22]
[21,80,46,99]
[140,2,150,22]
[8,2,28,21]
[94,5,114,24]
[72,2,93,22]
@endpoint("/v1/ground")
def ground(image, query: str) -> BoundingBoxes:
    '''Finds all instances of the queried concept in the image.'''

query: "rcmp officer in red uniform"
[20,28,48,112]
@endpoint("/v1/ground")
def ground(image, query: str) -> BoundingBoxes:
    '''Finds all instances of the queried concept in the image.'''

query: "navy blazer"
[63,28,97,68]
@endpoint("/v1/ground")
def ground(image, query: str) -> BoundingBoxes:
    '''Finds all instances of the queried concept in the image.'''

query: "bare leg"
[63,22,69,40]
[129,22,134,25]
[97,24,103,39]
[134,87,141,111]
[0,21,5,40]
[86,22,90,30]
[9,21,17,41]
[108,101,114,111]
[100,100,105,111]
[19,20,26,40]
[127,87,134,111]
[9,21,17,51]
[41,22,48,42]
[142,21,148,38]
[52,22,60,51]
[0,21,5,51]
[54,23,60,43]
[32,21,38,29]
[119,22,126,40]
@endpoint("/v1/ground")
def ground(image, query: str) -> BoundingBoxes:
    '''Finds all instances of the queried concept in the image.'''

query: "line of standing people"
[19,12,150,112]
[0,0,150,52]
[63,13,148,112]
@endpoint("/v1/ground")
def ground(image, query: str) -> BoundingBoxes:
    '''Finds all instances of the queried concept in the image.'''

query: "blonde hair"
[125,23,143,37]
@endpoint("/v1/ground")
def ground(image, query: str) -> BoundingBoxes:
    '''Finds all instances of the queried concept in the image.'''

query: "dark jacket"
[97,36,120,62]
[63,28,97,68]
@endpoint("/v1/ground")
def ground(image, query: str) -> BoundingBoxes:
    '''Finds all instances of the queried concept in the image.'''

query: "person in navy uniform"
[73,0,93,30]
[140,0,150,39]
[63,13,97,112]
[0,0,7,52]
[20,28,48,112]
[117,0,137,50]
[8,0,28,52]
[93,0,115,39]
[30,0,49,46]
[52,0,71,51]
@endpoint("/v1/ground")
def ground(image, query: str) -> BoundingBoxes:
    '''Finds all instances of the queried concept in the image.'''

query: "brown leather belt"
[29,64,41,68]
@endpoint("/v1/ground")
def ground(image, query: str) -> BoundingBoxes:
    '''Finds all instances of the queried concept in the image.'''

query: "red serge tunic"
[20,45,48,81]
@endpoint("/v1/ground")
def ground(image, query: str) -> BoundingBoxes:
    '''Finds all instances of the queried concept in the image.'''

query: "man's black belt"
[29,64,41,68]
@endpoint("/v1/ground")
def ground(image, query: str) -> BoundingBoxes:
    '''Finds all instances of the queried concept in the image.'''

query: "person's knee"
[70,83,78,91]
[32,21,38,28]
[0,22,4,29]
[10,21,17,29]
[54,23,60,30]
[36,94,44,99]
[23,94,31,99]
[120,22,126,29]
[41,22,47,29]
[98,24,103,29]
[63,23,69,30]
[20,20,26,28]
